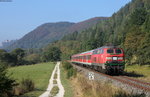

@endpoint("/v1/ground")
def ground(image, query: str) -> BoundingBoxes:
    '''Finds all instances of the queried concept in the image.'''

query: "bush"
[63,61,72,70]
[12,78,35,96]
[12,86,24,95]
[21,78,35,92]
[62,61,77,79]
[67,68,77,79]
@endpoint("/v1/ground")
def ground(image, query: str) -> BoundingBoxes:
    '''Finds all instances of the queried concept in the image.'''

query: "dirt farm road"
[39,62,65,97]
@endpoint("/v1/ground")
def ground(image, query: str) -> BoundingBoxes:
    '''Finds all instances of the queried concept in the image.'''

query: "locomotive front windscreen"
[107,48,122,54]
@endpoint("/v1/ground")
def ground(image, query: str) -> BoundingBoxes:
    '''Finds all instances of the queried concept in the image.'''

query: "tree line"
[0,47,61,66]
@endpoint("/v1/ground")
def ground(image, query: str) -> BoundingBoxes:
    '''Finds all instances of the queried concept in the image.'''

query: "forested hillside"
[7,22,74,49]
[68,17,108,32]
[6,17,106,50]
[47,0,150,65]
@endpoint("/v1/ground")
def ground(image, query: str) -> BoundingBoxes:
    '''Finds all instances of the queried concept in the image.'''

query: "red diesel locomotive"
[71,46,125,74]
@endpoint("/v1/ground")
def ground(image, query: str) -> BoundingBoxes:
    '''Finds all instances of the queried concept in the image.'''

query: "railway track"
[113,76,150,92]
[71,63,150,94]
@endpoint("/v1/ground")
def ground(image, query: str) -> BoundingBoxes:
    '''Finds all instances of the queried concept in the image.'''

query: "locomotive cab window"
[107,49,114,53]
[115,49,122,54]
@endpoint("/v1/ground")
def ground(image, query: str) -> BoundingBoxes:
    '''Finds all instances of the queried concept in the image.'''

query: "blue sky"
[0,0,131,45]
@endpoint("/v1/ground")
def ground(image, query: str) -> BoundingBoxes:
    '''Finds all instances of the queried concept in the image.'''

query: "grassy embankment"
[61,62,146,97]
[60,61,119,97]
[125,65,150,82]
[8,62,55,97]
[60,63,74,97]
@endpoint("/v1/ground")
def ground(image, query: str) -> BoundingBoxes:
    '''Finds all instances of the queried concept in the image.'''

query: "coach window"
[94,57,96,62]
[107,49,114,54]
[88,55,91,60]
[93,51,95,54]
[97,50,100,54]
[93,50,98,54]
[86,56,88,60]
[101,49,104,54]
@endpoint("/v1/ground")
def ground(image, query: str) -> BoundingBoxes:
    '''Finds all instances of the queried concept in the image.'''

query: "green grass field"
[125,65,150,82]
[8,62,55,97]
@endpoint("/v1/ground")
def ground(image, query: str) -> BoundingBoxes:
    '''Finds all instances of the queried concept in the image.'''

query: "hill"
[47,0,150,65]
[7,22,74,49]
[68,17,108,32]
[6,17,107,50]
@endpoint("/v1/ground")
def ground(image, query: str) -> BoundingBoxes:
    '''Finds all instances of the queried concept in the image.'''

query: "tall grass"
[70,70,145,97]
[60,62,73,97]
[73,74,118,97]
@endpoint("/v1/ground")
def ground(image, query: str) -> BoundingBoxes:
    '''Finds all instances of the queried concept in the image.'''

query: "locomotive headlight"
[106,57,112,60]
[118,57,123,60]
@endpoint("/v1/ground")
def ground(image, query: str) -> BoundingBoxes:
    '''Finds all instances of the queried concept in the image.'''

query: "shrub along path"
[39,62,65,97]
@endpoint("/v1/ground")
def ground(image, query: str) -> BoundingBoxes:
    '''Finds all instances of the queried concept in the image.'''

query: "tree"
[0,62,16,97]
[10,48,25,65]
[42,47,61,62]
[24,54,41,64]
[130,8,147,25]
[0,49,13,66]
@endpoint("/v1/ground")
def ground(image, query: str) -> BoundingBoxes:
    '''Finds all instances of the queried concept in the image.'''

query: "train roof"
[72,50,93,57]
[72,45,121,57]
[95,46,118,50]
[80,50,93,54]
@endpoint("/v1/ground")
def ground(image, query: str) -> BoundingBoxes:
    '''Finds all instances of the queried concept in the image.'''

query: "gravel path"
[55,62,65,97]
[39,62,65,97]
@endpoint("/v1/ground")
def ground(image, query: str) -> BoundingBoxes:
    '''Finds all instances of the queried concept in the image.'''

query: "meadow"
[125,65,150,82]
[8,62,56,97]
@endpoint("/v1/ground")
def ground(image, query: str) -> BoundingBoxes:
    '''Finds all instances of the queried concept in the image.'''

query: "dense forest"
[46,0,150,65]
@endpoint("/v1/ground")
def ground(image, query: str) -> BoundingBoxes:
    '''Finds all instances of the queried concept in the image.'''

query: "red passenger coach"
[71,46,125,74]
[71,50,93,65]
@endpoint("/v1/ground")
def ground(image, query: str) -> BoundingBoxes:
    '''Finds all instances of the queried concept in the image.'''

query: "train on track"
[71,46,125,74]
